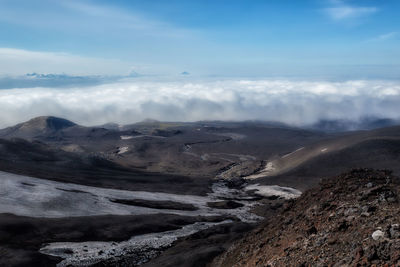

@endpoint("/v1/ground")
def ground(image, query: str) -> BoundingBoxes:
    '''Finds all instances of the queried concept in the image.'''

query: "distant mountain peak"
[25,73,69,79]
[128,71,140,77]
[0,116,77,139]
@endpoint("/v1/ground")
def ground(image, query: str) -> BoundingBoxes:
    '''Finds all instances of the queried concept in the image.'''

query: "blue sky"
[0,1,400,126]
[0,0,399,78]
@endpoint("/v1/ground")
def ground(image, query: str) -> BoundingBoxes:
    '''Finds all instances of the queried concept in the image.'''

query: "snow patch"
[40,220,232,267]
[120,135,134,140]
[282,147,304,158]
[201,154,210,161]
[117,146,129,154]
[0,171,264,265]
[245,184,301,199]
[0,171,262,222]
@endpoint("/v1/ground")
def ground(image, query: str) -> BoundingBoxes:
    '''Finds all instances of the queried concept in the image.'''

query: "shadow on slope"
[258,138,400,191]
[0,138,210,195]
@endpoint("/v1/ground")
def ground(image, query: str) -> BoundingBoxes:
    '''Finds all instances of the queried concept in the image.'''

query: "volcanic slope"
[0,138,210,195]
[216,169,400,266]
[0,116,76,139]
[248,126,400,190]
[0,117,328,180]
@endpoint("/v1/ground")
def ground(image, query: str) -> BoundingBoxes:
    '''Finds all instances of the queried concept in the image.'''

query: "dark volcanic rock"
[215,169,400,266]
[151,129,183,137]
[0,213,225,267]
[225,177,246,189]
[207,200,244,209]
[109,198,198,211]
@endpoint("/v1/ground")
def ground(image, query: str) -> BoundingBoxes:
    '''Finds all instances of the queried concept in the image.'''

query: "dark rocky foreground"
[0,213,228,267]
[215,169,400,266]
[93,223,252,267]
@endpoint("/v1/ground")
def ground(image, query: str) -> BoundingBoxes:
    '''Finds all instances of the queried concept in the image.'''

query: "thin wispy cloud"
[364,32,398,43]
[0,48,135,76]
[324,0,378,21]
[0,0,193,38]
[0,0,208,75]
[375,32,398,41]
[59,0,194,38]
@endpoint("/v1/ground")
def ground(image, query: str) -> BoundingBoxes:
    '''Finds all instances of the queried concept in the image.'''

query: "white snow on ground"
[40,220,232,267]
[120,135,135,140]
[282,147,304,158]
[244,162,276,179]
[0,171,267,265]
[117,146,129,154]
[0,171,260,222]
[245,184,302,199]
[201,154,210,161]
[120,135,166,140]
[321,148,328,152]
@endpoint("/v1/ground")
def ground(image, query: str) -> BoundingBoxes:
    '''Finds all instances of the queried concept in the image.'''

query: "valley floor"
[0,170,294,266]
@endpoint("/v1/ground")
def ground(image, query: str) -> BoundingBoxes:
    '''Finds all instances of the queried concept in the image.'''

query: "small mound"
[0,116,77,139]
[22,116,76,131]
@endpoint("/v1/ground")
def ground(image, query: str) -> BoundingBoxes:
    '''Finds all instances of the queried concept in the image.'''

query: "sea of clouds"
[0,78,399,128]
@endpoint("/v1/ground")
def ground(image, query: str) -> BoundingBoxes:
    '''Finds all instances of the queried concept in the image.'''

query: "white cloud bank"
[0,78,399,128]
